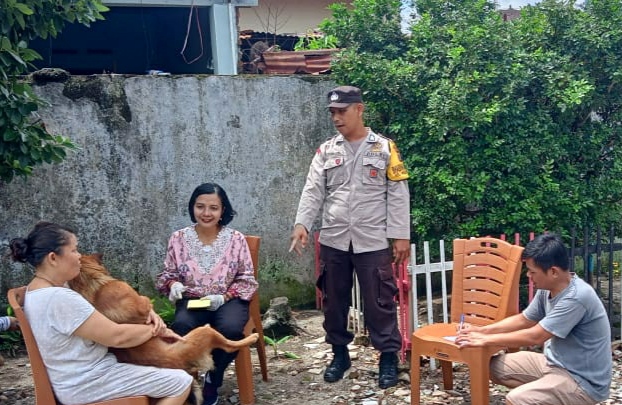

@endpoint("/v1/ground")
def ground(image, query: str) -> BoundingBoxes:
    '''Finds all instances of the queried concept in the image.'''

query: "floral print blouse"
[156,225,258,301]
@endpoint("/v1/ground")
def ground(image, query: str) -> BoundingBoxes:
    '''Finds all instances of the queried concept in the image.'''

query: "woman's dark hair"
[521,233,569,273]
[188,183,237,225]
[9,221,76,267]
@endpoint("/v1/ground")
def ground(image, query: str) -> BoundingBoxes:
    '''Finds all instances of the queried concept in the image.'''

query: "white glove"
[203,295,225,311]
[168,282,187,303]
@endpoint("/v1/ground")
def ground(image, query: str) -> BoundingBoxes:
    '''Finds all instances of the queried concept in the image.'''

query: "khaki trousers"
[490,351,596,405]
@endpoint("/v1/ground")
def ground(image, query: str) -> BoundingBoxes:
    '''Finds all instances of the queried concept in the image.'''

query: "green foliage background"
[321,0,622,242]
[0,0,108,182]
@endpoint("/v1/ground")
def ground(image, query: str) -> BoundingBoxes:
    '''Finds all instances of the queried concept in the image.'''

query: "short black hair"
[522,233,569,273]
[188,182,237,225]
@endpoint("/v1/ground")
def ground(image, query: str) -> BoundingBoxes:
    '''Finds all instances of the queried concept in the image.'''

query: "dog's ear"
[93,253,104,263]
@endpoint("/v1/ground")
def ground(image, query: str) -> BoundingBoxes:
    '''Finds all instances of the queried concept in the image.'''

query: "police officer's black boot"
[323,345,351,382]
[378,351,399,389]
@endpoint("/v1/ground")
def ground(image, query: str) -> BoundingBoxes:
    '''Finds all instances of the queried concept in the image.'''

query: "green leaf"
[14,3,34,15]
[7,109,22,125]
[3,129,17,141]
[276,335,292,345]
[0,37,11,50]
[284,352,301,360]
[6,50,26,66]
[15,13,26,30]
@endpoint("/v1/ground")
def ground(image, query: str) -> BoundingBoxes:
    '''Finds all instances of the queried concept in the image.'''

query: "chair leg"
[440,360,453,390]
[469,358,491,405]
[251,302,268,381]
[410,353,421,405]
[235,346,255,405]
[255,327,268,381]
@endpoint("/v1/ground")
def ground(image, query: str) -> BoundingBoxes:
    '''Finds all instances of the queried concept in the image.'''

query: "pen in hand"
[459,313,465,332]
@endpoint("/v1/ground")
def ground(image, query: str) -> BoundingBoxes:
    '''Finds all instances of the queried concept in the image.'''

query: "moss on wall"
[62,76,132,132]
[257,278,317,311]
[257,255,317,310]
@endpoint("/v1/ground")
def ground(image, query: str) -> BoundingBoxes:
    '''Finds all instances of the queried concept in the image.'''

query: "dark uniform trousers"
[172,298,249,387]
[318,244,402,352]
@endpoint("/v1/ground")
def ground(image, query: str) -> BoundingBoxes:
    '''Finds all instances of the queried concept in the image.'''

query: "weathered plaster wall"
[238,0,338,36]
[0,75,334,307]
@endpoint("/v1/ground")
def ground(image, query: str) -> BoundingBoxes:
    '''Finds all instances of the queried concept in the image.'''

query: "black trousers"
[318,244,402,352]
[172,298,249,387]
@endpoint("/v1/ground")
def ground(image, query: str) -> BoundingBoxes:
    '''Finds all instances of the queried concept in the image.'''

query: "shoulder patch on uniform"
[370,142,383,152]
[387,140,409,181]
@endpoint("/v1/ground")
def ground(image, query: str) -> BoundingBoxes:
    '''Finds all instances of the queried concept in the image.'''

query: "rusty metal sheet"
[263,49,338,74]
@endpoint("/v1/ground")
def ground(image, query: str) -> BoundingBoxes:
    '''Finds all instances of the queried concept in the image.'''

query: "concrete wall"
[0,75,335,307]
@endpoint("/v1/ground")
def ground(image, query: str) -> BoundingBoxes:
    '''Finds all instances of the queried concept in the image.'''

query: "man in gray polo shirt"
[456,233,611,405]
[289,85,411,389]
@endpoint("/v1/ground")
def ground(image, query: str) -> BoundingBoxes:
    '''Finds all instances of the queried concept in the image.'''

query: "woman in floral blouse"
[156,182,258,405]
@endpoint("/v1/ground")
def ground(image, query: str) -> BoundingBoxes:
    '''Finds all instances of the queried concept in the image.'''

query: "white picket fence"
[407,240,454,369]
[409,240,453,332]
[348,275,364,335]
[347,240,455,368]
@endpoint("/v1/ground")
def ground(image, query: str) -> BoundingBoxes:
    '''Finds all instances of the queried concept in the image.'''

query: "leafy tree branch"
[0,0,108,182]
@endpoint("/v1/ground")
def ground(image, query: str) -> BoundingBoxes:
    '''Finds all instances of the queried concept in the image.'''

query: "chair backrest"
[7,286,59,405]
[244,235,261,317]
[245,235,260,279]
[450,237,524,326]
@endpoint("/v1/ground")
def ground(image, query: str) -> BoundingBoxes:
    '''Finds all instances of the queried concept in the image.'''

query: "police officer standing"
[290,85,411,389]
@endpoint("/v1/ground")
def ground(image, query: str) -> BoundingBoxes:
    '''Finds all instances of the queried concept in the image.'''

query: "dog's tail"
[218,332,259,353]
[182,324,259,354]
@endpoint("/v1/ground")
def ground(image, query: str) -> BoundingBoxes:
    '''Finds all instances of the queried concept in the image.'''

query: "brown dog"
[68,254,259,375]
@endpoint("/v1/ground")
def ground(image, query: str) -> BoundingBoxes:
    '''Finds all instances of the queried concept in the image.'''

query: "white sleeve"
[48,289,95,335]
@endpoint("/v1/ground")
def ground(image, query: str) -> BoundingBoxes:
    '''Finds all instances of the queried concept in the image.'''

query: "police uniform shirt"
[294,129,410,253]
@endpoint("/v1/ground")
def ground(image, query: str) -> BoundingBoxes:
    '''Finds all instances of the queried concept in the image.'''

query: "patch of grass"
[152,296,176,325]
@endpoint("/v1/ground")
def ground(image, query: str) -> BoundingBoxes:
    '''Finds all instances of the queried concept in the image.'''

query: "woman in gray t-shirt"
[9,221,193,405]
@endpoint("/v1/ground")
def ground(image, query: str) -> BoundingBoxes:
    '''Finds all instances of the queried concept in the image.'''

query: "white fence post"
[348,274,364,335]
[440,239,449,324]
[408,240,453,370]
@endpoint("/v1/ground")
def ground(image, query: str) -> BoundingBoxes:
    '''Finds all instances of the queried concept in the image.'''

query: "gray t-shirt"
[24,287,192,404]
[523,274,611,401]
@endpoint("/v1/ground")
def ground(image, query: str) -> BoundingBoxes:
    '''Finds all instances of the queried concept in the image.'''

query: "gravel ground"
[1,310,621,405]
